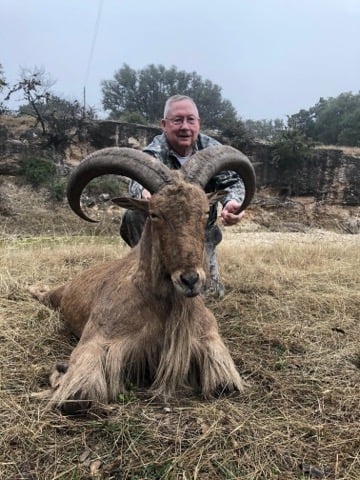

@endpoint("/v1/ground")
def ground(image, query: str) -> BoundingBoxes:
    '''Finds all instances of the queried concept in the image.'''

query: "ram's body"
[38,145,256,413]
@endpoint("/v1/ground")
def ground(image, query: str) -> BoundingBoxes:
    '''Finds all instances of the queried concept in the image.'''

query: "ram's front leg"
[48,340,108,414]
[199,328,246,398]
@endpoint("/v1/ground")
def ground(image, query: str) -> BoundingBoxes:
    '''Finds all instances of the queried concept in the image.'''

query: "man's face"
[161,99,200,156]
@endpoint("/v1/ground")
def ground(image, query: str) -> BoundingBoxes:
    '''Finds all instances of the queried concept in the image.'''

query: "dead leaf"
[79,448,91,464]
[90,459,102,476]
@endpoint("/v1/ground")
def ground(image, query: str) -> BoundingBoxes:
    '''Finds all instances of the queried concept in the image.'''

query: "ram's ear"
[112,196,150,214]
[206,190,228,207]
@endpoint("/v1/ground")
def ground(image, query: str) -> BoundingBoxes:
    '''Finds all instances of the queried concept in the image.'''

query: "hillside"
[0,113,359,236]
[1,173,359,239]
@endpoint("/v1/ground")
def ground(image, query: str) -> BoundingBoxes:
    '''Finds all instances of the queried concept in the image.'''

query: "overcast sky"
[1,0,360,121]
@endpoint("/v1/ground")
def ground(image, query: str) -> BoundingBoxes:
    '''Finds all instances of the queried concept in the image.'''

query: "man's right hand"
[141,188,152,200]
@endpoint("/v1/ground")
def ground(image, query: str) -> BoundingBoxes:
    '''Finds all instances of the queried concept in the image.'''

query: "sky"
[1,0,360,121]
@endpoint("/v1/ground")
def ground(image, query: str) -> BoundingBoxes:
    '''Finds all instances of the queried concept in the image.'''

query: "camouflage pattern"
[130,133,245,226]
[205,223,225,298]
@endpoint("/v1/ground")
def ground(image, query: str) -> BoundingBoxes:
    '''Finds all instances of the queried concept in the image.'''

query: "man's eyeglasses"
[166,116,199,126]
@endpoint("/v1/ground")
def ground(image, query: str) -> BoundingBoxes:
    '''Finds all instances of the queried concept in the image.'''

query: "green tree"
[118,111,147,124]
[314,92,360,145]
[221,118,253,149]
[101,63,239,130]
[271,128,314,195]
[288,92,360,146]
[244,118,285,141]
[272,129,314,169]
[338,108,360,146]
[287,109,315,139]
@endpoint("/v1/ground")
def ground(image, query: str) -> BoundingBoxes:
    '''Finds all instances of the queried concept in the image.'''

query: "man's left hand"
[221,200,245,226]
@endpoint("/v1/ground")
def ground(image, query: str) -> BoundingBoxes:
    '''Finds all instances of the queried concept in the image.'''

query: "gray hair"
[163,95,200,119]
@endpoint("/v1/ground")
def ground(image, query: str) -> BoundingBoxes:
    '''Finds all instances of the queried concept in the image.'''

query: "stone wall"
[87,121,359,205]
[87,120,162,150]
[0,117,359,206]
[242,143,359,205]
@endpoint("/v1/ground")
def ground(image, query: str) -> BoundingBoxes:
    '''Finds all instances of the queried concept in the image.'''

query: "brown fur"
[40,177,245,412]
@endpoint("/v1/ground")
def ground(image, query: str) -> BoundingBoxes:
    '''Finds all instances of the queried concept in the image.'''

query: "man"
[120,95,246,297]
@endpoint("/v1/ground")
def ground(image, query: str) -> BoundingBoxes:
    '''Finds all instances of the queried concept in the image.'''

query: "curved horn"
[181,145,256,211]
[67,147,173,222]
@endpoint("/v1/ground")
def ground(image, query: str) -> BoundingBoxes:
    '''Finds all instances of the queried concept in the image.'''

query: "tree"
[244,118,285,141]
[20,94,96,153]
[271,128,315,195]
[101,63,239,130]
[118,111,147,124]
[272,128,314,169]
[5,66,56,133]
[287,109,315,139]
[288,92,360,146]
[6,67,96,154]
[313,92,360,146]
[0,63,6,90]
[338,108,360,146]
[0,63,8,114]
[221,117,254,149]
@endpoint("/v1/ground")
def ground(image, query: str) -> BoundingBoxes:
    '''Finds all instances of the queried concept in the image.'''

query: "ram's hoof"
[49,362,69,389]
[205,280,225,298]
[58,399,91,416]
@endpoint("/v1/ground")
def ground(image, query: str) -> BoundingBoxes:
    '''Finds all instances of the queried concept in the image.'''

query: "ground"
[0,173,359,479]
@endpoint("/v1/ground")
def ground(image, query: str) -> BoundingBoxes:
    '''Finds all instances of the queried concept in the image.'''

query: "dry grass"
[315,145,360,157]
[0,114,36,134]
[1,229,359,480]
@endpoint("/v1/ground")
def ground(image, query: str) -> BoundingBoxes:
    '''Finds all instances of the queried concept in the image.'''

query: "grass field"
[0,229,359,479]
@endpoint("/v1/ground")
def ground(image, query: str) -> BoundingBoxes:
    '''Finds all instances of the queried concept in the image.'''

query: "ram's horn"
[67,147,173,222]
[182,145,256,211]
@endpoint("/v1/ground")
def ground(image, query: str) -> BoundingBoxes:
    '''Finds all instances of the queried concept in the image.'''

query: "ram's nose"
[180,272,200,290]
[171,269,205,297]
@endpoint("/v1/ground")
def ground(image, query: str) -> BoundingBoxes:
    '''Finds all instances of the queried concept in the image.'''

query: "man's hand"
[221,200,245,226]
[141,188,152,200]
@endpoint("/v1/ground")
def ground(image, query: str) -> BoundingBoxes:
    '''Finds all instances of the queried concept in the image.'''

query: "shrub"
[272,129,314,171]
[48,178,66,202]
[20,156,56,188]
[119,111,147,125]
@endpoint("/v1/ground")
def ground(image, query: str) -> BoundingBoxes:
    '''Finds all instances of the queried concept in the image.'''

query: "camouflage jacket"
[129,133,245,226]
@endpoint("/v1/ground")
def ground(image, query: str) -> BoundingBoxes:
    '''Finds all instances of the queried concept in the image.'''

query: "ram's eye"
[150,213,161,220]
